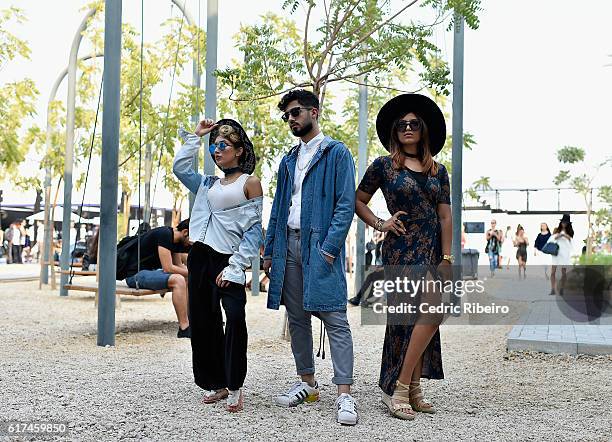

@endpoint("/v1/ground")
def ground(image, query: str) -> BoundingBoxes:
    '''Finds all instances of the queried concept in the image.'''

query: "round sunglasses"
[208,140,232,155]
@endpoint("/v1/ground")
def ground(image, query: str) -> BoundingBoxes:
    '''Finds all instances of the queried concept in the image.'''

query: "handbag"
[542,241,559,256]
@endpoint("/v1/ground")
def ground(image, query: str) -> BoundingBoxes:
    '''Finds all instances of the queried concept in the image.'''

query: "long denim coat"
[264,136,356,312]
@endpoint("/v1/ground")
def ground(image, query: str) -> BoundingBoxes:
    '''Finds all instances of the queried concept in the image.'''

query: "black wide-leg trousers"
[187,242,247,391]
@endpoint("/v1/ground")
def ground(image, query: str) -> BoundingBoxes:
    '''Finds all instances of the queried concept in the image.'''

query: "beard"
[291,120,313,137]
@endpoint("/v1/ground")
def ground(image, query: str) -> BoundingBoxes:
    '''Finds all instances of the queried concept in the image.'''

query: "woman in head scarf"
[173,118,263,412]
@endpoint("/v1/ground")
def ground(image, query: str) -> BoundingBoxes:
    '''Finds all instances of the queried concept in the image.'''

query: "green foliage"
[553,146,612,257]
[463,175,490,205]
[25,4,207,214]
[0,7,39,181]
[0,79,39,179]
[556,145,585,163]
[0,7,30,68]
[217,0,481,106]
[578,253,612,266]
[553,170,570,186]
[422,0,482,30]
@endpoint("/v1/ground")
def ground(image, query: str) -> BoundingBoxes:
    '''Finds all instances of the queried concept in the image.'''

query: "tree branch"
[319,57,374,82]
[304,1,315,80]
[341,77,424,94]
[332,0,420,72]
[227,82,312,102]
[316,0,361,80]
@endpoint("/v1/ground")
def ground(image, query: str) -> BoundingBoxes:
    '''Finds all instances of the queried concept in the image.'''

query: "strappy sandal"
[381,380,416,420]
[201,389,229,404]
[409,382,436,414]
[226,389,244,413]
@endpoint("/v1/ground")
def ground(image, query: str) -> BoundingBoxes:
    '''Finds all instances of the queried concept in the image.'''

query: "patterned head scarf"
[209,118,256,175]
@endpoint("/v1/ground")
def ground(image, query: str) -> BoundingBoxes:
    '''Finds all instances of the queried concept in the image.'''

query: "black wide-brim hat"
[209,118,256,175]
[376,93,446,156]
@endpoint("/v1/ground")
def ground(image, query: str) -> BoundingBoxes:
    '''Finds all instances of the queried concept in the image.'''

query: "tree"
[20,3,206,235]
[554,146,612,257]
[217,0,480,109]
[217,2,480,195]
[463,175,491,207]
[0,7,39,181]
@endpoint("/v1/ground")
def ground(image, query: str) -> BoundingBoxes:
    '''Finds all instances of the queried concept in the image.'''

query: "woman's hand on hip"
[216,271,230,288]
[382,211,408,236]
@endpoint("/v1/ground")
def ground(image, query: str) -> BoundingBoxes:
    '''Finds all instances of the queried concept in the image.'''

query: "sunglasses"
[281,106,313,122]
[208,141,232,155]
[396,119,422,132]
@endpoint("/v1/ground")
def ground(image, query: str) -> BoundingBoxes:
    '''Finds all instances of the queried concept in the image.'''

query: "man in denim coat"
[263,89,358,425]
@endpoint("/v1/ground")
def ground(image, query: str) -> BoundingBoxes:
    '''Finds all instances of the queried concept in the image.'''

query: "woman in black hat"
[173,118,263,412]
[355,94,452,420]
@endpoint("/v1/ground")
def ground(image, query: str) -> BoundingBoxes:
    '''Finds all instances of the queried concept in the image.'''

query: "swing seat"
[59,270,98,276]
[64,282,168,296]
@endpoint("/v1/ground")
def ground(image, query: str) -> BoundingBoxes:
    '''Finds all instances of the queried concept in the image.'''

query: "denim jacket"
[173,128,263,285]
[264,136,356,311]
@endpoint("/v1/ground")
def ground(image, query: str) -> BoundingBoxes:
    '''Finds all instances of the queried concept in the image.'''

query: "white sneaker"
[275,381,319,407]
[336,393,358,425]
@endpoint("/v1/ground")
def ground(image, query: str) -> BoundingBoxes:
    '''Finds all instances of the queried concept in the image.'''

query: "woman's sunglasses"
[281,106,313,122]
[209,140,232,155]
[396,119,422,132]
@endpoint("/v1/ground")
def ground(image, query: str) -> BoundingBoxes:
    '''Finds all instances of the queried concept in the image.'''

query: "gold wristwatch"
[442,254,454,264]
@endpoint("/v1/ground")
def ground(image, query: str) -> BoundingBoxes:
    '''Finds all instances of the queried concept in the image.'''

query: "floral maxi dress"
[358,156,450,396]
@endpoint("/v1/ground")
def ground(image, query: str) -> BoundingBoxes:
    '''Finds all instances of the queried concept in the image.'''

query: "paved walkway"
[495,266,612,355]
[507,302,612,355]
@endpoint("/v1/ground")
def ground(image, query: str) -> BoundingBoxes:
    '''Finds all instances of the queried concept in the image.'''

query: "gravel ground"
[0,281,610,441]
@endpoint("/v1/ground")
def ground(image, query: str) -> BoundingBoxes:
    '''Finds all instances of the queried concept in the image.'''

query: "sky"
[1,0,611,214]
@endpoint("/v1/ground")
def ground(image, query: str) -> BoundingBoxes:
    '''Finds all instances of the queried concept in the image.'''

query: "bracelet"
[374,217,384,232]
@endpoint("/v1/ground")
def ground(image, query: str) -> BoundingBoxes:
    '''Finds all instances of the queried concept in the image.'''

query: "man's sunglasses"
[396,119,422,132]
[209,140,232,155]
[281,106,313,122]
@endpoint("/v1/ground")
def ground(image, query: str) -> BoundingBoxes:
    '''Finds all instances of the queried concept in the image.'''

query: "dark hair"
[388,113,438,176]
[557,221,574,238]
[277,89,319,112]
[176,219,189,232]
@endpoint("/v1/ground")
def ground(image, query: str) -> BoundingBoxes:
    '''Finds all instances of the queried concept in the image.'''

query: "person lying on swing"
[123,219,192,338]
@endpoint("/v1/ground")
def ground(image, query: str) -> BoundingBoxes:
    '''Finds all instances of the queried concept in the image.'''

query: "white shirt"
[548,232,573,266]
[287,131,325,229]
[204,174,249,254]
[11,226,21,244]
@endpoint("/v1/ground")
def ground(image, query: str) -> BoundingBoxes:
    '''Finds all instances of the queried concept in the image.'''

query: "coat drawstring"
[316,319,326,359]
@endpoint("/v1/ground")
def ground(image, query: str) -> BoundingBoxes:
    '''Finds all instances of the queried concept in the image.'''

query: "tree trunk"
[586,192,593,257]
[172,196,184,227]
[122,191,131,237]
[33,188,42,243]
